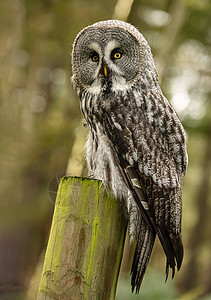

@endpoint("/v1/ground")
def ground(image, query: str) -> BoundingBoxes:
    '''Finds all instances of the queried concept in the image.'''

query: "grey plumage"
[71,20,188,293]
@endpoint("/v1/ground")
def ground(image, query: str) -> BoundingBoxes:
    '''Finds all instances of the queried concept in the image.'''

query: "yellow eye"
[92,55,99,61]
[114,52,121,59]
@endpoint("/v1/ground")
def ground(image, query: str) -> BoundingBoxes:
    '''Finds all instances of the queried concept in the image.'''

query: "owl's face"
[72,21,147,95]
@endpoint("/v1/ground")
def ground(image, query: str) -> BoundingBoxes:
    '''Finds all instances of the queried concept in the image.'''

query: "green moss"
[38,176,127,299]
[39,176,76,293]
[84,216,99,298]
[110,226,127,299]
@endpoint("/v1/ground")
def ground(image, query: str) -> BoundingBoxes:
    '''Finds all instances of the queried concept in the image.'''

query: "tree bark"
[38,177,127,300]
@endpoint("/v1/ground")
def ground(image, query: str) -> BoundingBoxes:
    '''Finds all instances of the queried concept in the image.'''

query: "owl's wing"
[101,100,184,292]
[117,154,182,292]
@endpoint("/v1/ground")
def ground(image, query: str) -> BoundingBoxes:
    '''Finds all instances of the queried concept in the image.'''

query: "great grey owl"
[71,20,188,293]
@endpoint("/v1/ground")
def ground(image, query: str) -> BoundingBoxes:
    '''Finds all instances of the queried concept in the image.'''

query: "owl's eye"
[92,55,99,61]
[111,49,123,60]
[91,52,99,62]
[113,52,121,59]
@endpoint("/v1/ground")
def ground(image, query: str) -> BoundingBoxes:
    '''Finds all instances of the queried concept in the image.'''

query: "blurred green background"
[0,0,210,299]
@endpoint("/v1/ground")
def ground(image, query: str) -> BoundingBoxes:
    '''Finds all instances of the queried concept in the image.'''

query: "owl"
[71,20,188,293]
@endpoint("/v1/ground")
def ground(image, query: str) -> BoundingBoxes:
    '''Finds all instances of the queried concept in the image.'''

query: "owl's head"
[71,20,158,95]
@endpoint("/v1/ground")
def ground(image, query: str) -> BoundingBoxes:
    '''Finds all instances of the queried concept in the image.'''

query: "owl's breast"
[80,89,121,125]
[85,124,128,201]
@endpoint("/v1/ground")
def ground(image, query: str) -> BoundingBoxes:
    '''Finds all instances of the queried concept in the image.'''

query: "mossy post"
[38,176,127,300]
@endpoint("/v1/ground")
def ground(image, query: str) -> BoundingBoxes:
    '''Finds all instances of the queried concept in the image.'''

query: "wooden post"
[38,176,127,300]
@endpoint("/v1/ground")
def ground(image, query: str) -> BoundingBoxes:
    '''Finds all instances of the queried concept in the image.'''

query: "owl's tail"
[131,219,156,293]
[165,231,183,280]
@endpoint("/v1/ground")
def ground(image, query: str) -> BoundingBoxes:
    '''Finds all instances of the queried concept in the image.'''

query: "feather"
[101,111,184,290]
[131,220,155,293]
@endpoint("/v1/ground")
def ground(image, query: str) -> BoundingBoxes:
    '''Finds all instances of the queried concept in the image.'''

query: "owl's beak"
[103,65,108,77]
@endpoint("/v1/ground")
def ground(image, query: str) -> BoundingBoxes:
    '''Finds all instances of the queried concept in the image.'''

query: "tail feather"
[131,220,156,293]
[159,229,183,281]
[170,233,184,271]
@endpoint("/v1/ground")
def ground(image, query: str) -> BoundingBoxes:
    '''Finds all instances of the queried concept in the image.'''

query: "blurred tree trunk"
[181,140,211,292]
[0,1,75,299]
[0,1,27,298]
[0,0,23,108]
[156,0,186,82]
